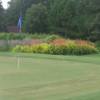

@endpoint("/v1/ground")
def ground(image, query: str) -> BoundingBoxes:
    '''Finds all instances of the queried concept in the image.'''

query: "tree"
[48,0,80,35]
[6,0,48,25]
[48,0,100,40]
[0,0,5,31]
[23,3,48,33]
[3,0,100,41]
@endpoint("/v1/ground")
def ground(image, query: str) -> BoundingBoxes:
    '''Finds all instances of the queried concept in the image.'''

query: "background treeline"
[0,0,100,41]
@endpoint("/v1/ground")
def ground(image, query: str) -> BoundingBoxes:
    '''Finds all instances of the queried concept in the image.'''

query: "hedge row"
[12,41,98,55]
[0,33,60,41]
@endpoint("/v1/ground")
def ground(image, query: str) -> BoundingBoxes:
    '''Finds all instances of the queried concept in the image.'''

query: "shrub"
[12,40,98,55]
[12,43,50,54]
[95,41,100,51]
[44,35,61,42]
[0,33,62,41]
[12,45,33,53]
[49,44,98,55]
[48,45,69,55]
[50,38,67,45]
[31,43,50,54]
[0,33,26,40]
[73,45,98,55]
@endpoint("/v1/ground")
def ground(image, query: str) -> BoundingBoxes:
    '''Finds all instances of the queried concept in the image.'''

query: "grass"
[0,52,100,100]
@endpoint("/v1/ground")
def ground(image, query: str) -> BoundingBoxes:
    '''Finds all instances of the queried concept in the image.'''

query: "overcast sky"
[1,0,11,9]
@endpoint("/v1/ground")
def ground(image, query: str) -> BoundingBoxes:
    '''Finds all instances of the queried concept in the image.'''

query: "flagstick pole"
[19,27,22,33]
[17,56,21,69]
[17,56,20,69]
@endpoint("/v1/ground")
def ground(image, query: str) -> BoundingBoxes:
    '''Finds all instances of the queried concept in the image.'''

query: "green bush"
[12,45,33,53]
[0,33,62,40]
[48,44,98,55]
[95,41,100,51]
[12,43,50,54]
[0,33,26,40]
[30,43,50,53]
[44,35,61,42]
[12,41,98,55]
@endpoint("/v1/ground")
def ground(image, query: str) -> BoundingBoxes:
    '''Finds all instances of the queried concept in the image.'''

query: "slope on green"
[0,53,100,100]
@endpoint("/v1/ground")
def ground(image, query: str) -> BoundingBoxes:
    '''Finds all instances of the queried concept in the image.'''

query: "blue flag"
[17,16,22,32]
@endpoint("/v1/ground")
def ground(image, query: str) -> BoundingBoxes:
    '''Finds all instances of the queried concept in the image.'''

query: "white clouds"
[1,0,11,9]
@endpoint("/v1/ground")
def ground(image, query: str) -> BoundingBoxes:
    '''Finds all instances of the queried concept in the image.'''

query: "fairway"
[0,53,100,100]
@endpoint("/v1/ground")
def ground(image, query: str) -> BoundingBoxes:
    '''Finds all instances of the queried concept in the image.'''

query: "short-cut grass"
[0,52,100,100]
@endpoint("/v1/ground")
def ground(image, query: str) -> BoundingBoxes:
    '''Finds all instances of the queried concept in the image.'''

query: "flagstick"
[17,57,20,69]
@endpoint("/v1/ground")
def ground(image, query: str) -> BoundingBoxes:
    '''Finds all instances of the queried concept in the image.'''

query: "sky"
[1,0,11,9]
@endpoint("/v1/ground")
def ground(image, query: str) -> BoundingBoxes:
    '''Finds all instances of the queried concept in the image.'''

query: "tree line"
[0,0,100,41]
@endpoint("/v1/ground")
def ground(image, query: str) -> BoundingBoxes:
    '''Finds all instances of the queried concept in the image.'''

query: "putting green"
[0,53,100,100]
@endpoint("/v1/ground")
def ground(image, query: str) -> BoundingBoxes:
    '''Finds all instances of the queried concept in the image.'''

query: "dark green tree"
[0,0,5,31]
[4,0,100,40]
[48,0,100,40]
[23,3,48,33]
[6,0,48,25]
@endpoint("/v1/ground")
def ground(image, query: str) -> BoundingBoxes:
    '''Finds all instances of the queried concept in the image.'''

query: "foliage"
[2,0,100,41]
[0,33,26,40]
[12,43,50,53]
[49,39,98,55]
[0,33,61,40]
[48,0,100,41]
[23,3,48,33]
[95,41,100,51]
[12,40,98,55]
[50,38,67,45]
[88,31,100,41]
[44,34,61,42]
[6,0,48,25]
[0,1,5,32]
[32,43,50,53]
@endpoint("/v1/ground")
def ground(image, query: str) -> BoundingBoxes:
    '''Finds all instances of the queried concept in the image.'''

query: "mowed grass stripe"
[0,53,100,100]
[0,52,100,64]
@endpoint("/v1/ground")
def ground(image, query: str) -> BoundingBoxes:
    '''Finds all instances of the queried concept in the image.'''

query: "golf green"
[0,53,100,100]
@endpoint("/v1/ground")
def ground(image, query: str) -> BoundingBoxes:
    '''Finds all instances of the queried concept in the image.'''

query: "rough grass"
[0,53,100,100]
